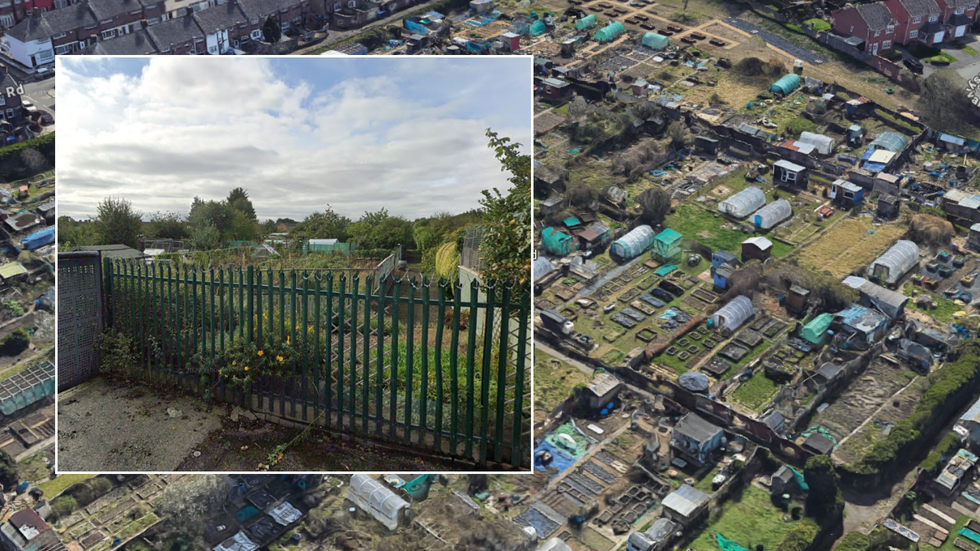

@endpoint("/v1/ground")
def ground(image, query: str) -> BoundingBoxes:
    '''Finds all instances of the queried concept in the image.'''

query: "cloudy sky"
[57,57,531,221]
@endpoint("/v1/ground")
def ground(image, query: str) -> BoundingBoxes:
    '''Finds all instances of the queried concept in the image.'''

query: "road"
[22,78,54,117]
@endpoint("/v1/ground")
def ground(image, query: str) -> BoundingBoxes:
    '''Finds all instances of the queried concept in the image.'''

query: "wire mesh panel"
[57,252,103,391]
[103,259,531,468]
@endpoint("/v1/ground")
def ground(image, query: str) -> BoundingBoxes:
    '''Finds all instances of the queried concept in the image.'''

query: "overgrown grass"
[901,284,962,323]
[664,204,794,258]
[534,347,590,414]
[688,486,816,551]
[17,453,50,484]
[731,368,780,410]
[37,474,96,498]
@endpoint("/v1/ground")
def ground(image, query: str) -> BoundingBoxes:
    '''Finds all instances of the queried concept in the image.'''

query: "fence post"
[362,275,371,434]
[302,271,310,422]
[480,282,497,467]
[449,282,461,455]
[512,290,529,468]
[337,275,346,426]
[350,276,359,431]
[433,281,446,451]
[313,274,321,421]
[420,278,430,443]
[324,273,333,425]
[494,284,511,465]
[464,278,479,461]
[374,275,384,438]
[103,257,114,329]
[389,279,401,439]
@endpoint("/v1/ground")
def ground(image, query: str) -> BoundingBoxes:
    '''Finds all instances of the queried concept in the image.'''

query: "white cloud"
[57,57,531,221]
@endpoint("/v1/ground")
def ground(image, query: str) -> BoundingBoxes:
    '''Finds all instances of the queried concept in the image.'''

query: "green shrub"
[0,133,55,168]
[920,432,960,473]
[0,328,31,356]
[775,522,819,551]
[836,531,870,551]
[3,300,24,317]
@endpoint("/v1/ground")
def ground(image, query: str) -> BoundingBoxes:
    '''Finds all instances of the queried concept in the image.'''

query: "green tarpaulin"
[717,534,751,551]
[655,264,678,276]
[788,466,809,492]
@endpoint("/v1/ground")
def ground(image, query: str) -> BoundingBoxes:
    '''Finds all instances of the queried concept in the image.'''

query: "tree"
[666,121,691,148]
[636,188,671,226]
[260,219,278,235]
[803,455,844,523]
[94,197,142,249]
[57,216,97,248]
[188,197,230,237]
[226,187,257,222]
[146,212,188,240]
[263,16,281,43]
[190,221,222,251]
[293,207,352,242]
[0,449,16,490]
[919,69,978,131]
[347,209,413,250]
[479,129,531,284]
[0,328,31,356]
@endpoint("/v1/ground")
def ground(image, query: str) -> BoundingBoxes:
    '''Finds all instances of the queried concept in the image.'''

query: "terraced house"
[2,0,311,58]
[832,3,899,55]
[882,0,944,45]
[833,0,978,51]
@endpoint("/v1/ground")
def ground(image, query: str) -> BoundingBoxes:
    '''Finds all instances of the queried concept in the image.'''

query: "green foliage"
[479,129,531,285]
[0,328,30,356]
[774,523,819,551]
[920,207,947,219]
[227,187,257,222]
[0,132,55,170]
[784,118,817,139]
[263,16,281,43]
[50,495,78,521]
[147,212,188,240]
[637,188,671,226]
[95,197,143,249]
[3,300,24,317]
[0,449,16,489]
[190,221,222,251]
[921,431,960,473]
[97,331,141,379]
[836,531,870,551]
[57,216,98,248]
[348,208,413,251]
[804,455,843,523]
[293,207,352,242]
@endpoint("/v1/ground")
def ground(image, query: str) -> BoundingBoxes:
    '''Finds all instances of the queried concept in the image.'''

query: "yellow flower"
[287,337,291,345]
[232,361,237,366]
[277,355,284,362]
[244,366,249,371]
[258,350,264,357]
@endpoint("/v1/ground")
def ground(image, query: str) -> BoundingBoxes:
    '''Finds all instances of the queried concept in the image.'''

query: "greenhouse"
[542,227,576,256]
[594,21,625,42]
[652,228,683,261]
[867,131,909,153]
[642,32,669,50]
[347,474,410,531]
[710,296,754,333]
[610,224,655,259]
[801,313,833,345]
[533,257,555,283]
[798,132,835,155]
[530,19,547,36]
[718,186,767,218]
[870,240,920,284]
[753,199,793,229]
[575,14,596,30]
[769,73,801,96]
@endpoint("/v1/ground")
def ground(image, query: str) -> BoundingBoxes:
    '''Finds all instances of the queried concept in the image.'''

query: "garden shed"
[753,199,792,229]
[652,228,683,261]
[710,295,754,333]
[769,73,801,96]
[869,240,919,284]
[801,313,833,345]
[718,186,766,218]
[610,225,656,259]
[595,21,625,42]
[542,227,576,256]
[642,32,669,50]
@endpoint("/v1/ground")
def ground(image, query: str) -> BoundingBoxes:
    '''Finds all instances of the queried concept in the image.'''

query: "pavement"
[23,78,54,117]
[900,35,980,80]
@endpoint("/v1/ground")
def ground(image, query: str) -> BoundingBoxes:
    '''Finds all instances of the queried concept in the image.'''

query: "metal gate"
[57,252,103,391]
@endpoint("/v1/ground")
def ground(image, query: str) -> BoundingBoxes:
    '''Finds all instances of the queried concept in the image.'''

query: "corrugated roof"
[743,236,773,250]
[662,484,710,517]
[674,413,722,444]
[587,372,621,397]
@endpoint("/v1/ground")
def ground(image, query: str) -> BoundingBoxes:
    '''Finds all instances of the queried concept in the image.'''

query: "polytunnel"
[642,32,669,50]
[711,296,754,333]
[753,199,793,229]
[718,186,767,218]
[610,224,655,259]
[576,14,596,30]
[867,131,909,153]
[870,240,920,284]
[769,73,801,95]
[594,21,625,42]
[347,474,410,531]
[533,256,555,283]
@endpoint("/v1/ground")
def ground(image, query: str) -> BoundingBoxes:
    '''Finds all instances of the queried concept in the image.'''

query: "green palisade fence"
[103,258,531,468]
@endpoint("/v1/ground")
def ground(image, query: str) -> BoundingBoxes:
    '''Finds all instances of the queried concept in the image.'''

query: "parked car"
[38,111,53,125]
[21,100,37,115]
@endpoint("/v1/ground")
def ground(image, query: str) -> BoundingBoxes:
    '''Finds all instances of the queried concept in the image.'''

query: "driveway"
[907,35,980,79]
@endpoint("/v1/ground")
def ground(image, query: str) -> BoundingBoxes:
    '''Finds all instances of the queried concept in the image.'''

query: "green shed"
[530,20,547,36]
[594,21,625,42]
[542,227,576,256]
[576,14,596,30]
[769,74,801,96]
[652,228,683,261]
[642,32,669,50]
[801,313,833,345]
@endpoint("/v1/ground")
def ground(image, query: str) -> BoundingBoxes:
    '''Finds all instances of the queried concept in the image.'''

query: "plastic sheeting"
[711,295,754,332]
[798,132,835,155]
[718,186,766,218]
[610,224,655,259]
[867,131,909,153]
[769,73,801,95]
[533,257,555,283]
[679,372,710,393]
[642,32,669,50]
[530,20,547,36]
[347,474,410,531]
[594,21,625,42]
[575,14,596,29]
[753,199,792,229]
[870,240,919,284]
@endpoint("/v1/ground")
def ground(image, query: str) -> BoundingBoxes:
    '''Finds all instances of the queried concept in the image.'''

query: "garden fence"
[101,258,531,468]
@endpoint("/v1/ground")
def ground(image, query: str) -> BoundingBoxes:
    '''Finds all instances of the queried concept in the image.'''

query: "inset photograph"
[55,56,532,472]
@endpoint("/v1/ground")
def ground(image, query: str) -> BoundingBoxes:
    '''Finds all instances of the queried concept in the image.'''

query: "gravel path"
[722,17,828,65]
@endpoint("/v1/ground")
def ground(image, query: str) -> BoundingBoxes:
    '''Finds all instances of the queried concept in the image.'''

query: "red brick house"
[832,2,899,55]
[937,0,978,38]
[883,0,945,44]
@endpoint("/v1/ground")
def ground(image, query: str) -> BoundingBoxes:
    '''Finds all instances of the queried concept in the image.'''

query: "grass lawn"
[931,515,970,551]
[534,346,590,415]
[902,284,962,323]
[17,452,50,484]
[554,103,569,115]
[908,44,958,64]
[688,486,815,551]
[731,368,780,410]
[694,464,723,493]
[797,217,908,278]
[664,204,793,258]
[37,474,95,498]
[804,18,831,31]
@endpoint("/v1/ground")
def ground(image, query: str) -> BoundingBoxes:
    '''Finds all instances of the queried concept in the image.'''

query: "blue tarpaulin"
[22,227,54,250]
[654,264,677,276]
[534,441,577,474]
[960,529,980,546]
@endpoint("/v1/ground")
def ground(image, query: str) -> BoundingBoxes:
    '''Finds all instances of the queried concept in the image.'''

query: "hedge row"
[920,431,961,474]
[0,132,55,165]
[835,532,870,551]
[774,522,820,551]
[846,344,980,475]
